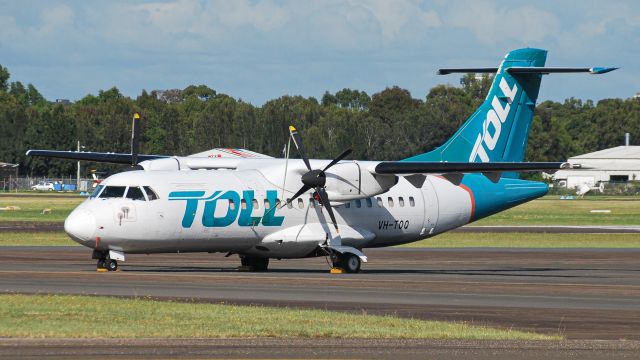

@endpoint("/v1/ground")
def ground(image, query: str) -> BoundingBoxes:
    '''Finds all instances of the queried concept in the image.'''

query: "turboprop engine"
[323,161,397,203]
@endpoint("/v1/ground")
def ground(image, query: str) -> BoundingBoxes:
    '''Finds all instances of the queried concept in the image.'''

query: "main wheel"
[341,253,361,273]
[240,256,269,272]
[106,259,118,271]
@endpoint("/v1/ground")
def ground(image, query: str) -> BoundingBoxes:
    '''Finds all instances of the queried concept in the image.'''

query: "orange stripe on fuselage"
[458,183,475,221]
[433,175,476,221]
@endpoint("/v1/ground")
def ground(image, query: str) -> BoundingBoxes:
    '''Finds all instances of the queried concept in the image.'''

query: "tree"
[0,65,9,92]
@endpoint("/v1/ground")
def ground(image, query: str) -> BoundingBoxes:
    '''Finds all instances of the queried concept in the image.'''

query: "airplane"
[28,48,616,273]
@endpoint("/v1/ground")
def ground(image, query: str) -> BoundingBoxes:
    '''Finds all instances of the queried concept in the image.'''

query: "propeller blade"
[283,184,312,208]
[316,187,338,232]
[322,148,352,172]
[131,113,141,166]
[289,125,312,171]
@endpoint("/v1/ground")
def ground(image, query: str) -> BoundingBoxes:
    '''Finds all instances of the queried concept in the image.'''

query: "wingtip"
[589,67,619,75]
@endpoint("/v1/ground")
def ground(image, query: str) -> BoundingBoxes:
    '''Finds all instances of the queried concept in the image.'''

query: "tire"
[107,259,118,271]
[240,256,269,271]
[341,253,361,273]
[97,259,106,269]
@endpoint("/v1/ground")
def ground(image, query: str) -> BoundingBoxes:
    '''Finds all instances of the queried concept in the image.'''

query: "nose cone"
[65,209,96,245]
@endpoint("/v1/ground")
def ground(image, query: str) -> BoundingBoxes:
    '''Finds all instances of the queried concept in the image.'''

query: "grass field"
[0,195,83,222]
[402,232,640,248]
[0,294,557,340]
[0,232,76,246]
[474,196,640,226]
[2,194,640,225]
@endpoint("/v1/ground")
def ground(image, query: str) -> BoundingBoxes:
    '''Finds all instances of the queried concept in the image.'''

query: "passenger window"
[143,186,159,200]
[99,186,126,198]
[276,199,281,208]
[125,186,146,201]
[287,198,293,209]
[399,197,405,207]
[241,199,247,210]
[297,198,304,209]
[366,198,372,208]
[355,199,361,208]
[388,197,394,207]
[409,197,415,207]
[252,199,259,209]
[90,185,104,199]
[309,198,315,208]
[377,197,383,207]
[229,199,236,210]
[264,199,270,210]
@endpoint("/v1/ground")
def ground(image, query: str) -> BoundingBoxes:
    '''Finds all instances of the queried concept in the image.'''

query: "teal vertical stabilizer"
[404,48,547,173]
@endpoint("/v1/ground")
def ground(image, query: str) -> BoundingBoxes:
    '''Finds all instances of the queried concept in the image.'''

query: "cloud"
[448,1,561,44]
[352,0,441,39]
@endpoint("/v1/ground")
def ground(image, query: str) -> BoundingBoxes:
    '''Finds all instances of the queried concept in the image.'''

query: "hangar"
[553,145,640,188]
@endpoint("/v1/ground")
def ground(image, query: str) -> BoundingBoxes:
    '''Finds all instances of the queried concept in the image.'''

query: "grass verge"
[474,196,640,226]
[1,194,640,225]
[0,232,76,246]
[0,294,558,340]
[0,196,83,222]
[402,232,640,248]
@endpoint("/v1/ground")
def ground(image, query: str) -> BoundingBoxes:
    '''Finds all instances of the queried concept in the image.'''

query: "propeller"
[286,125,352,232]
[131,113,141,166]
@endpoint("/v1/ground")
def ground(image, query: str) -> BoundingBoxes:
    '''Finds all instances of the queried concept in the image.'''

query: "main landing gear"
[239,256,269,272]
[330,252,361,273]
[93,250,118,272]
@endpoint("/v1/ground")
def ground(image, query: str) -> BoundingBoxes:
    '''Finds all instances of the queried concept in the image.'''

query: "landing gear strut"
[93,250,118,272]
[239,256,269,272]
[331,252,361,273]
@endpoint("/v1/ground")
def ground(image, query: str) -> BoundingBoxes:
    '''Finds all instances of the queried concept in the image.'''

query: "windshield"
[90,185,104,199]
[125,186,146,201]
[99,186,127,198]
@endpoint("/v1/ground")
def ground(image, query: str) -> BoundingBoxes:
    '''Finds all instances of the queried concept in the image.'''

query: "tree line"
[1,64,639,177]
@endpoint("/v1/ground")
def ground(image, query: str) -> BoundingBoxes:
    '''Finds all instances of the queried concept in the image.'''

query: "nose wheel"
[94,251,119,272]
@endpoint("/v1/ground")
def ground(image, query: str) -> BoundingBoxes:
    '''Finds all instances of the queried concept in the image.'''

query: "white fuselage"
[65,158,474,259]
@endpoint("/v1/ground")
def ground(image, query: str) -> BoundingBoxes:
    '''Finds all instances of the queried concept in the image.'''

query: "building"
[553,146,640,188]
[0,162,18,178]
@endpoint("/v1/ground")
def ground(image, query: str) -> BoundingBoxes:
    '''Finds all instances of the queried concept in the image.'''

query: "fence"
[1,176,93,192]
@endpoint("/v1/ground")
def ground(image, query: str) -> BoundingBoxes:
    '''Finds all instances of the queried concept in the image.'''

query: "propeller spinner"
[286,125,352,232]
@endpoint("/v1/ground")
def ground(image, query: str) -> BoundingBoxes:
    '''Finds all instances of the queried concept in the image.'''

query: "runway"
[1,246,639,341]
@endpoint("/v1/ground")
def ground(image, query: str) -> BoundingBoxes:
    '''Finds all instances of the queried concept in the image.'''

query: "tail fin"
[405,48,547,166]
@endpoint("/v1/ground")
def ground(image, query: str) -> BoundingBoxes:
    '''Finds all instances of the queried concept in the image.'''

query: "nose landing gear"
[93,250,119,272]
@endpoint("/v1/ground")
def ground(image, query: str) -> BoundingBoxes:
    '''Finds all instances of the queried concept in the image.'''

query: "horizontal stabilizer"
[26,150,167,164]
[374,161,570,175]
[506,67,619,75]
[437,67,618,76]
[437,68,498,75]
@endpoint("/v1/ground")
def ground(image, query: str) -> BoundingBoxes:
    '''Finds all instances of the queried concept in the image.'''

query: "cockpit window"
[143,186,159,201]
[90,185,104,199]
[125,186,146,201]
[99,186,126,198]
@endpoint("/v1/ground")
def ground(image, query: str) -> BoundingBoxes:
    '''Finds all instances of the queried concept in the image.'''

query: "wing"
[374,161,570,174]
[26,150,167,164]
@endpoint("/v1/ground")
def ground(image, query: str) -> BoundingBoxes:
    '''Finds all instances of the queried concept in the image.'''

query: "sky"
[1,0,639,105]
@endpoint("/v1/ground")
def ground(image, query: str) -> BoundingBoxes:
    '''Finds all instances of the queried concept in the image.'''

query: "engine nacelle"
[324,162,397,201]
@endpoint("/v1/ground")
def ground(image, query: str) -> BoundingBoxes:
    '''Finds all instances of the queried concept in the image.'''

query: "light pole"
[76,141,85,191]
